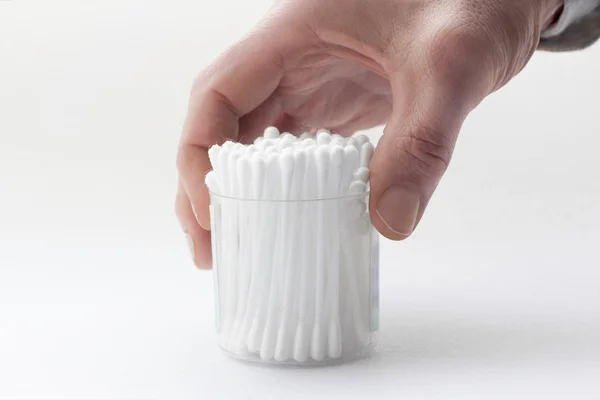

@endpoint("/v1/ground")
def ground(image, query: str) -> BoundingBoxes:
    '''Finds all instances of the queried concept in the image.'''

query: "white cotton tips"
[354,167,370,183]
[250,157,266,199]
[355,134,369,147]
[205,171,220,194]
[206,126,378,366]
[359,142,374,169]
[349,180,367,195]
[264,126,280,139]
[316,130,332,146]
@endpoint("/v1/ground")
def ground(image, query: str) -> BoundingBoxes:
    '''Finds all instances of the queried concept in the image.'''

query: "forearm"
[540,0,600,51]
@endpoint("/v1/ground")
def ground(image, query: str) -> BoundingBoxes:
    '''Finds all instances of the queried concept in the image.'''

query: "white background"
[0,0,599,399]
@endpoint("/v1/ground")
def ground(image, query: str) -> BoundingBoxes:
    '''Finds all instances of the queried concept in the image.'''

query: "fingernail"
[192,203,210,230]
[191,203,200,223]
[376,186,420,237]
[185,233,196,263]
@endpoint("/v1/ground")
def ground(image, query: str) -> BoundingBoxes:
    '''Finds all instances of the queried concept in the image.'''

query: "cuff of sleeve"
[542,0,600,38]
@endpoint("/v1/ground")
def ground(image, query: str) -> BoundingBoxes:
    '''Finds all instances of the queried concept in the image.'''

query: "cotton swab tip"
[316,130,332,145]
[280,149,295,173]
[208,145,221,169]
[250,156,266,199]
[264,126,280,139]
[354,134,369,147]
[330,136,345,147]
[315,146,330,168]
[260,325,277,361]
[245,144,258,156]
[300,137,316,148]
[222,141,235,151]
[277,134,295,150]
[204,171,220,194]
[310,324,325,361]
[274,328,291,362]
[359,142,374,168]
[348,180,367,195]
[328,323,342,359]
[293,148,307,178]
[330,145,345,166]
[264,145,277,155]
[247,317,263,353]
[354,167,370,183]
[281,132,295,141]
[343,145,359,168]
[293,325,310,362]
[233,142,245,152]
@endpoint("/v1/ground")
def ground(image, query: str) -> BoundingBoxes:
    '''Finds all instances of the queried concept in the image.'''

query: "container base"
[218,339,378,368]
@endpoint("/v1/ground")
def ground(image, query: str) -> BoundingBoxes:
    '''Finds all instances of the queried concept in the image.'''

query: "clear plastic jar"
[209,192,379,366]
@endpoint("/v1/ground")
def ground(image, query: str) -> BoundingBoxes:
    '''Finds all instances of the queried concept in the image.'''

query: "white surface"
[1,1,599,399]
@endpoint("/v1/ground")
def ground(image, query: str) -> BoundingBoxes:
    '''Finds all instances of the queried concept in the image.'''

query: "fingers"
[238,95,283,144]
[181,30,286,148]
[369,42,489,240]
[176,181,213,269]
[176,28,286,234]
[369,119,456,241]
[175,14,312,268]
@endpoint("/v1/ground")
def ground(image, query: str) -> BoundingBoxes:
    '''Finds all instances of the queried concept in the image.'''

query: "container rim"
[208,190,369,204]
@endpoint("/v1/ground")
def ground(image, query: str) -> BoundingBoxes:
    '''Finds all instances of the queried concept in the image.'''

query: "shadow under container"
[209,192,379,366]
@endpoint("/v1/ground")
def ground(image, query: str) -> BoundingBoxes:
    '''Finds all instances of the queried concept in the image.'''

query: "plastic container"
[209,192,379,366]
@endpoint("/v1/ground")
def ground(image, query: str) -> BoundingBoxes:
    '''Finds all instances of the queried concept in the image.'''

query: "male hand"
[176,0,562,268]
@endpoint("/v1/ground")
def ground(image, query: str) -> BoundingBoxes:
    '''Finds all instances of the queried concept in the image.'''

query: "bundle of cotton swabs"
[205,127,375,364]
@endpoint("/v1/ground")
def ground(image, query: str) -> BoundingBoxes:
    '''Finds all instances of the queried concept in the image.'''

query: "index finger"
[177,29,286,230]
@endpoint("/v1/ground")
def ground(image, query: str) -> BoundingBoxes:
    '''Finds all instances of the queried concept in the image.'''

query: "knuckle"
[423,24,491,82]
[417,3,540,92]
[394,127,452,182]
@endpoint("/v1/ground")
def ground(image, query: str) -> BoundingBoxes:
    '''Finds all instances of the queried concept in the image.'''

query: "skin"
[176,0,563,269]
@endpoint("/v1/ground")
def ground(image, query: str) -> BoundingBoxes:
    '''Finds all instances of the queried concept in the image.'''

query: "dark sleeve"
[539,6,600,51]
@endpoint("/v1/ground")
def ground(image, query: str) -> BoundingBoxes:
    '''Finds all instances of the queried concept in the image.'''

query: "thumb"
[369,73,479,240]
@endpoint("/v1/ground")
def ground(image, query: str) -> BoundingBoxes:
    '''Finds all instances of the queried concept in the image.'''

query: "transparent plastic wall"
[209,192,379,366]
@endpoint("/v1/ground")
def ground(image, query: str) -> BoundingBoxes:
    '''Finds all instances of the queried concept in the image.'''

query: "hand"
[176,0,562,268]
